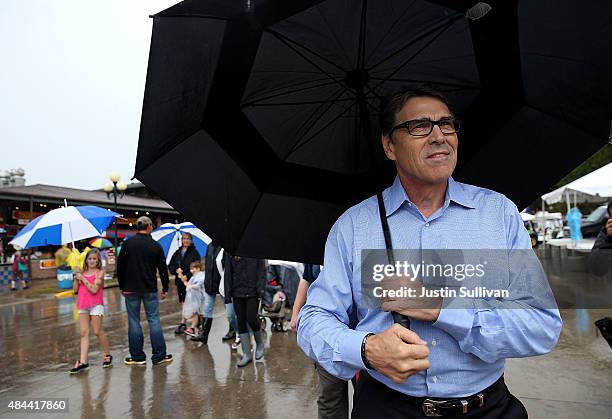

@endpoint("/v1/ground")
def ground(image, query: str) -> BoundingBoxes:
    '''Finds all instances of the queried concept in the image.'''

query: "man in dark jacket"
[224,254,267,366]
[168,233,201,334]
[588,201,612,277]
[117,216,172,366]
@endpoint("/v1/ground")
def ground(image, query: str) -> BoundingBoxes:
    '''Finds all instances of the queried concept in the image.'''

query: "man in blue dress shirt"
[297,87,562,418]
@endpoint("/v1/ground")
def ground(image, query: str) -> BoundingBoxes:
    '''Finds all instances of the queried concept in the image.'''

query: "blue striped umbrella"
[9,206,120,249]
[151,222,211,264]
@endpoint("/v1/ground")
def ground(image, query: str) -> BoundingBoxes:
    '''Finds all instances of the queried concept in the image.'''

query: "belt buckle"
[422,399,444,417]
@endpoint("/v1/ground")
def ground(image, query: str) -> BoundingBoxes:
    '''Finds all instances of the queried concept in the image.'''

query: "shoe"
[237,333,253,367]
[23,286,30,290]
[103,354,113,368]
[69,361,89,374]
[253,330,265,360]
[10,288,16,291]
[222,327,236,341]
[124,357,146,366]
[191,318,213,344]
[153,354,173,366]
[174,323,187,335]
[184,327,197,337]
[231,336,240,350]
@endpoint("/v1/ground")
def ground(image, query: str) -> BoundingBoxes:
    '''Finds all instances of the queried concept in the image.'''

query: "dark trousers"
[124,293,167,363]
[315,362,349,419]
[176,280,186,303]
[352,372,528,419]
[233,297,260,334]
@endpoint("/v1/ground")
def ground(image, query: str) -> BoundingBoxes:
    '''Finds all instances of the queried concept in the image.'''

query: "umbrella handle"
[377,192,412,330]
[392,312,411,329]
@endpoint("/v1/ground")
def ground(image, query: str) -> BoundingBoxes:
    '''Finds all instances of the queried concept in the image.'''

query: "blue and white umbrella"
[9,206,120,249]
[152,222,211,264]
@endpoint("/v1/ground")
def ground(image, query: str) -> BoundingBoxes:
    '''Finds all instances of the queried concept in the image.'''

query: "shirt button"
[432,339,437,347]
[432,376,438,383]
[425,222,430,227]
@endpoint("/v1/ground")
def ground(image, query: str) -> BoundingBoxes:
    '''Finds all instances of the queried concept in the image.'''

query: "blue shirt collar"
[384,175,476,216]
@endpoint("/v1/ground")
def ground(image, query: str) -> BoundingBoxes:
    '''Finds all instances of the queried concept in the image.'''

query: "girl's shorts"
[78,304,105,316]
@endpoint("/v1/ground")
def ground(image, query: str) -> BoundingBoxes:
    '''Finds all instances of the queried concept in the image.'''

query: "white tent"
[542,162,612,205]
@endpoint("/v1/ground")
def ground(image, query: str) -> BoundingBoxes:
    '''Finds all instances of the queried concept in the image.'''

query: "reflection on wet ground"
[0,283,610,418]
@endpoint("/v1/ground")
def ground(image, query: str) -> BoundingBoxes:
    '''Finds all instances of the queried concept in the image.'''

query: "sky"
[0,0,178,190]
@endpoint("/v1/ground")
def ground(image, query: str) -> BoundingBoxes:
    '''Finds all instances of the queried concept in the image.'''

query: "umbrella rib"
[370,17,461,93]
[242,79,340,107]
[291,86,349,147]
[267,29,347,76]
[365,0,417,64]
[356,0,368,69]
[288,94,356,156]
[367,15,462,73]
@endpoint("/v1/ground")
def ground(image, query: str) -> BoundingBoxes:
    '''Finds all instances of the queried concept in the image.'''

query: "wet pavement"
[0,285,610,418]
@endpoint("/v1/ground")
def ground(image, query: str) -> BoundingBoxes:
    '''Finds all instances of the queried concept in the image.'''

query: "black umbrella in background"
[136,0,612,264]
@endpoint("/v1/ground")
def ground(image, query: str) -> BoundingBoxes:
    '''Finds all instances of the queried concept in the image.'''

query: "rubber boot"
[237,333,253,367]
[253,330,265,360]
[191,318,213,344]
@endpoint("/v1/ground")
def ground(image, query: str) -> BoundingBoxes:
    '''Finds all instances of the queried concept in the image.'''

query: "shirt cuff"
[336,329,370,370]
[432,299,476,343]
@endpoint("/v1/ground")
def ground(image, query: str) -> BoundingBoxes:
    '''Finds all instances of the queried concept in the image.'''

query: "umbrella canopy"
[136,0,612,263]
[9,206,120,249]
[0,227,6,234]
[151,222,211,264]
[89,237,115,249]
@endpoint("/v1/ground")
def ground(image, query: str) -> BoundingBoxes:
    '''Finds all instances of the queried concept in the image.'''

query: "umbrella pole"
[65,199,78,292]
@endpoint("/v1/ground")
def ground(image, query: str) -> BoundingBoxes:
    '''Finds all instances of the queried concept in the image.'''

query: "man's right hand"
[160,291,167,300]
[606,218,612,237]
[365,324,430,384]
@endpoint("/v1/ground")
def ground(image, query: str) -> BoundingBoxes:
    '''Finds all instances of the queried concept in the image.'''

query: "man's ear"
[381,134,396,161]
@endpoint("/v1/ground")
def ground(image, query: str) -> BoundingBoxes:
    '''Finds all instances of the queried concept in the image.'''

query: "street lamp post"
[104,172,127,273]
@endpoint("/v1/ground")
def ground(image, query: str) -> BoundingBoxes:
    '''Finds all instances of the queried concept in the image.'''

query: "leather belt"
[403,375,505,417]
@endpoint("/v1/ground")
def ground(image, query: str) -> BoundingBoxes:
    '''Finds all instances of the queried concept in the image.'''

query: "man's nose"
[429,124,446,143]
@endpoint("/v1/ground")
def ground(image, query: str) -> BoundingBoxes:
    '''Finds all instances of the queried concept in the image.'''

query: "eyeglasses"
[389,117,461,138]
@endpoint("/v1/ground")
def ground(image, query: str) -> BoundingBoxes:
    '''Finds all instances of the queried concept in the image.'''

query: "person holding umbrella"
[298,87,562,418]
[168,232,201,334]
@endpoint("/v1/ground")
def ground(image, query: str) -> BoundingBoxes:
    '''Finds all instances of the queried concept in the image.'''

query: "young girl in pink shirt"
[70,249,112,374]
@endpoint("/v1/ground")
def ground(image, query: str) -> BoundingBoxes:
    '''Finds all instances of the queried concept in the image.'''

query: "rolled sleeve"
[433,303,476,344]
[335,329,369,370]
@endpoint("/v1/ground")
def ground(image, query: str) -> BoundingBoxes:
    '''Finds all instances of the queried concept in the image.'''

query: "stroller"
[259,262,301,332]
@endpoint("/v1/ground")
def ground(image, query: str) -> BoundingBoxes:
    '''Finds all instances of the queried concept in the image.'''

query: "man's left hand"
[160,291,167,300]
[380,275,442,322]
[606,218,612,237]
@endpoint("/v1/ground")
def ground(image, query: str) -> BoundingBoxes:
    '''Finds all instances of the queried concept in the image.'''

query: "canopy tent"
[542,163,612,205]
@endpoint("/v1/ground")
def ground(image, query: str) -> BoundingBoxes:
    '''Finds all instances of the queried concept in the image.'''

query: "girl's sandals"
[69,361,89,374]
[103,354,113,368]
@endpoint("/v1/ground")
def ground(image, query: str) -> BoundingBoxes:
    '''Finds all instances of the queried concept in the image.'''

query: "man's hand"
[380,275,442,321]
[290,311,298,332]
[176,268,183,275]
[606,218,612,237]
[365,324,430,383]
[160,291,167,300]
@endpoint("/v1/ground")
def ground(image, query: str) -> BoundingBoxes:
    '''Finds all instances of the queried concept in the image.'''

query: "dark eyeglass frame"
[388,117,461,139]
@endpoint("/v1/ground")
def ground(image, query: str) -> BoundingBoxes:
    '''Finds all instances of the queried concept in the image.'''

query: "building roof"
[0,184,177,213]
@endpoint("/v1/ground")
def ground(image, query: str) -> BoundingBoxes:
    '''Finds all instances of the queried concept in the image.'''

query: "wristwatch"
[361,333,375,370]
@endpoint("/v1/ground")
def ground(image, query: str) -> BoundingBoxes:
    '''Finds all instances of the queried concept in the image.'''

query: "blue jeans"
[124,293,167,363]
[203,292,216,318]
[225,302,237,330]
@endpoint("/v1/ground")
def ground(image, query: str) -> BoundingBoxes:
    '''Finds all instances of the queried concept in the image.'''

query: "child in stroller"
[259,262,302,332]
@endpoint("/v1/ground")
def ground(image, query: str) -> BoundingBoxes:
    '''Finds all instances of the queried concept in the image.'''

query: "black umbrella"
[136,0,612,264]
